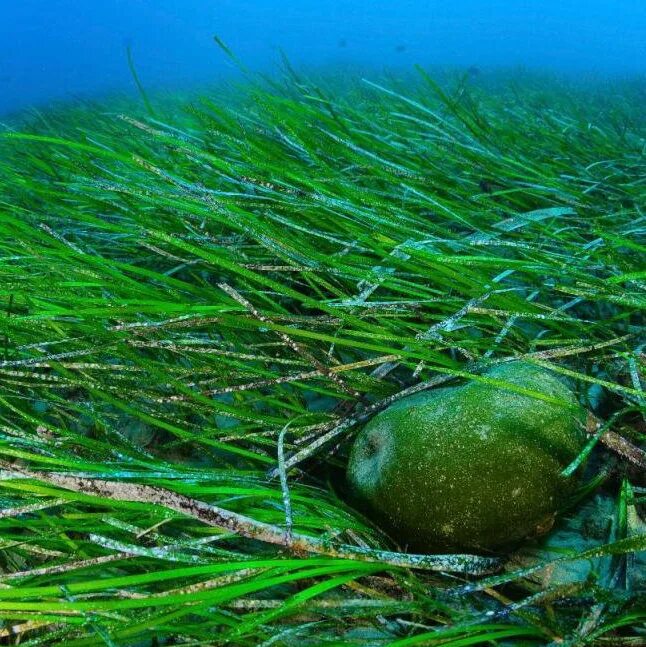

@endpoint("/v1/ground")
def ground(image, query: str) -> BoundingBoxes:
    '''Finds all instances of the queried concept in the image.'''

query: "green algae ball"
[347,362,587,553]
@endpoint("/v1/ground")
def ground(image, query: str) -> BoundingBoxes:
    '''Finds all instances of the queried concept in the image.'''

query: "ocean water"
[1,1,645,643]
[1,0,645,116]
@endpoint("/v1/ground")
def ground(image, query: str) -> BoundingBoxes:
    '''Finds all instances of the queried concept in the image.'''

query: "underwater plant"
[0,64,644,645]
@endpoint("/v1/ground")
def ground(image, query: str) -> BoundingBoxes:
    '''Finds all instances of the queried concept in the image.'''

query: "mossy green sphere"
[347,362,587,552]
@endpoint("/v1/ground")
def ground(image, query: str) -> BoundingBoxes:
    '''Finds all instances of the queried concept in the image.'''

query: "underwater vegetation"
[0,64,644,645]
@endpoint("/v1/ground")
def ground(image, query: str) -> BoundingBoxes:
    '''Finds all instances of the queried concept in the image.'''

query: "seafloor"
[0,68,644,645]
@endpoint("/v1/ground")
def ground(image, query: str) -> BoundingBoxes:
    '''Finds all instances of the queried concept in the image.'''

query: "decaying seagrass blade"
[1,462,500,575]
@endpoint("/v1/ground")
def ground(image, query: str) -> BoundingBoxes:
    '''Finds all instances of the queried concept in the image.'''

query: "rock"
[347,362,587,552]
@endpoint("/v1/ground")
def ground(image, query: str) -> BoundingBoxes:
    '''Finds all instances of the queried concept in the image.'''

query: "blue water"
[1,0,645,116]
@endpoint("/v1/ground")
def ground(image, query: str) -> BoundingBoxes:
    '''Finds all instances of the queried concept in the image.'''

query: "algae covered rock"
[347,362,587,552]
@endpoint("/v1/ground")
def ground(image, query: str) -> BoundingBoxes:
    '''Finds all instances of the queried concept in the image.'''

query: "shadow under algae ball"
[347,362,588,553]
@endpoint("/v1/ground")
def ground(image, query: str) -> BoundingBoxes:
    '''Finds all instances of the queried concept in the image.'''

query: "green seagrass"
[347,362,588,552]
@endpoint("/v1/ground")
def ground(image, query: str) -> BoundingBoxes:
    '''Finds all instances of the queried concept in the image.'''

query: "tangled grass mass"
[0,62,644,645]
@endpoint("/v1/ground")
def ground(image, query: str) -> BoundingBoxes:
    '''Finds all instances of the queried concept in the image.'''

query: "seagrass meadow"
[0,62,644,646]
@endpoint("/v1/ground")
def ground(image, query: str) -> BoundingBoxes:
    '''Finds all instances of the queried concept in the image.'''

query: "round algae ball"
[347,362,587,552]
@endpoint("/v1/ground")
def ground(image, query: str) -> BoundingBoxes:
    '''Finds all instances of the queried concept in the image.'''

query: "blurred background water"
[1,0,645,116]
